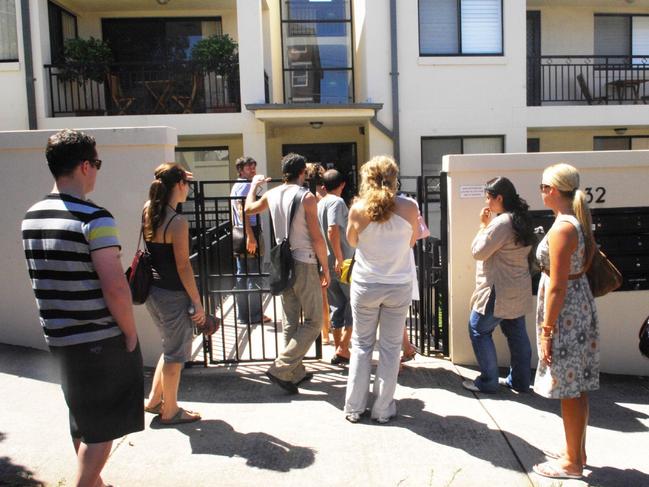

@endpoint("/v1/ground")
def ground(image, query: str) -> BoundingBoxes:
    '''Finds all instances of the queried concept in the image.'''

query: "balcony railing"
[45,62,241,117]
[527,55,649,106]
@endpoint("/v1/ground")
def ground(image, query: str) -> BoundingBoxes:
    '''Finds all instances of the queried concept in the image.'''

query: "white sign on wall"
[459,185,485,198]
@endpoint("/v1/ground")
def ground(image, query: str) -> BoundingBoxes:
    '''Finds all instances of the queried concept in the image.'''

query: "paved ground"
[1,343,648,487]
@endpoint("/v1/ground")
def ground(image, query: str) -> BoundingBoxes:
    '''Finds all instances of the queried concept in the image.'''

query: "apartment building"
[2,0,648,200]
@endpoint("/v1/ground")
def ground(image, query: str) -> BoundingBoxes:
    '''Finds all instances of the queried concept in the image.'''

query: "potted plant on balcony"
[57,37,113,84]
[56,37,113,115]
[191,34,239,113]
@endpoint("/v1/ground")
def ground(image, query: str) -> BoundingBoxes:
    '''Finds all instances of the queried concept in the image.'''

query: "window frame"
[593,135,649,151]
[418,0,504,57]
[594,13,649,65]
[0,0,19,63]
[48,1,78,64]
[279,0,355,104]
[420,135,505,176]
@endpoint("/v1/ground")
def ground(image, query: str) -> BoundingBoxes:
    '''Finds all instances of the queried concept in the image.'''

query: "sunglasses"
[539,184,552,193]
[87,159,102,170]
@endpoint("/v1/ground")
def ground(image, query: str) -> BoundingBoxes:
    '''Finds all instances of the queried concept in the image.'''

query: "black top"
[146,213,184,291]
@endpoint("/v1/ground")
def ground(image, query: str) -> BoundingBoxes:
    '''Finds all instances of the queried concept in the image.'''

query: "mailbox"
[530,207,649,292]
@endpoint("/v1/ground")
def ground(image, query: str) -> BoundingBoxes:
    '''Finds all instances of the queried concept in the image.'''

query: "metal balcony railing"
[44,61,241,117]
[527,55,649,106]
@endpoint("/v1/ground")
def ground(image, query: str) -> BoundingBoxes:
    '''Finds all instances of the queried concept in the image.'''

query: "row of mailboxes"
[530,206,649,292]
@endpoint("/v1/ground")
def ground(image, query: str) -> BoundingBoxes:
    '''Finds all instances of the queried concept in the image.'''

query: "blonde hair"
[543,163,594,257]
[359,155,399,222]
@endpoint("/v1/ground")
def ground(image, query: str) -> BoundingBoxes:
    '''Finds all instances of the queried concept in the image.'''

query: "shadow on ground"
[0,433,45,486]
[455,365,649,433]
[149,419,315,472]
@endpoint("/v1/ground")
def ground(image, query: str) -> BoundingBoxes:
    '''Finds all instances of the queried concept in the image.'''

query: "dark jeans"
[235,255,264,324]
[468,291,532,392]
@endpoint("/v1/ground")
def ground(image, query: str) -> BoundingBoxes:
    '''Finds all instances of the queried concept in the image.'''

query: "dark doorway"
[527,11,541,106]
[282,142,357,203]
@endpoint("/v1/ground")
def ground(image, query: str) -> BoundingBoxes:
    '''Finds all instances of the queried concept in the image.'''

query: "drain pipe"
[389,0,400,164]
[21,0,37,129]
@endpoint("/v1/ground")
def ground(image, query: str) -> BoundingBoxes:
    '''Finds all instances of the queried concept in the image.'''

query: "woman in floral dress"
[532,164,598,480]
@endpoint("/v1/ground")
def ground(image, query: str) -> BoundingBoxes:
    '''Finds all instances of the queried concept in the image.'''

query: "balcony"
[527,56,649,106]
[44,62,241,117]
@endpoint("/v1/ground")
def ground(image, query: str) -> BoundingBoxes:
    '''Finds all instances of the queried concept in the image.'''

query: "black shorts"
[50,335,144,444]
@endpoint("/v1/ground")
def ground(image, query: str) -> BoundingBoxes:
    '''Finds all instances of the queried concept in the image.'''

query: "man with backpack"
[245,153,330,394]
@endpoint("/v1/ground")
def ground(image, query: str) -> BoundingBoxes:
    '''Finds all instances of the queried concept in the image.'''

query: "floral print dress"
[533,215,599,399]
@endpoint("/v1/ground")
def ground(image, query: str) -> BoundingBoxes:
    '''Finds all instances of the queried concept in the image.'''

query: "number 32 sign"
[584,187,606,204]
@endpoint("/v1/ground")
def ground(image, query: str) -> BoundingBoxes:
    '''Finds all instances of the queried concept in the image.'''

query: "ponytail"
[573,189,594,259]
[143,162,186,240]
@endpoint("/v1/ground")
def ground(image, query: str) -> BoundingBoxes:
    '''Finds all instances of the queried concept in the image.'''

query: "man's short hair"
[45,129,96,179]
[323,169,345,192]
[281,153,306,182]
[235,156,256,172]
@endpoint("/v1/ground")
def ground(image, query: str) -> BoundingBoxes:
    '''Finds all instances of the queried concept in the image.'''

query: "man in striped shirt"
[22,129,143,487]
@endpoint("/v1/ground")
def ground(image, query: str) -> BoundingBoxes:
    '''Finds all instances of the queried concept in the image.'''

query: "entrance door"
[527,11,541,106]
[282,142,357,203]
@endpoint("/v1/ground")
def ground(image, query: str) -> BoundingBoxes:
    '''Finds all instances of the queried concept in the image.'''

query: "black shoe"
[296,372,314,385]
[265,371,298,394]
[331,354,350,365]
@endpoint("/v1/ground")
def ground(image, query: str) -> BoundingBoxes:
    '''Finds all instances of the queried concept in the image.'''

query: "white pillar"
[242,125,268,174]
[237,0,266,105]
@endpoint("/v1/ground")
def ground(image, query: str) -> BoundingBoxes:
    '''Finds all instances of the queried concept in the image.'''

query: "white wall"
[397,0,528,176]
[444,150,649,376]
[0,126,177,366]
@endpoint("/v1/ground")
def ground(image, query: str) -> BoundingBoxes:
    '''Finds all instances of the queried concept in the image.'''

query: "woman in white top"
[343,156,418,424]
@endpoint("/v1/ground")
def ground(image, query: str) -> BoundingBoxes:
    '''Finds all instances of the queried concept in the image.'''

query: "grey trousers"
[344,281,411,420]
[268,262,323,383]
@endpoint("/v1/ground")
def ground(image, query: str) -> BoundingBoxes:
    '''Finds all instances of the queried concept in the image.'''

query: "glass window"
[48,2,78,64]
[281,0,353,103]
[421,136,503,176]
[0,0,18,62]
[595,14,649,64]
[593,137,630,151]
[419,0,503,56]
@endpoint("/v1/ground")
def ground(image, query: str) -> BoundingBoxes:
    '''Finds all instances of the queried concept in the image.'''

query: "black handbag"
[269,188,306,296]
[232,225,262,256]
[125,227,152,305]
[639,314,649,359]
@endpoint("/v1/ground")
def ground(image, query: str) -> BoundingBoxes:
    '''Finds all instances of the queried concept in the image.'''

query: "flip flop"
[533,461,582,480]
[159,407,201,425]
[543,450,587,467]
[144,402,162,415]
[330,354,350,365]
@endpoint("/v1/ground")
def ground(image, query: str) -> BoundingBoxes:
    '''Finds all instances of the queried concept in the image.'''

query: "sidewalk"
[1,343,648,487]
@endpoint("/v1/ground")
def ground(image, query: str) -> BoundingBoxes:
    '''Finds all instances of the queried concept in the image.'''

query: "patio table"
[144,80,175,113]
[606,79,648,104]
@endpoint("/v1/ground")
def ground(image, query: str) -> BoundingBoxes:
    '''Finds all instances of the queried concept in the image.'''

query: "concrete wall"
[444,150,649,376]
[0,126,178,366]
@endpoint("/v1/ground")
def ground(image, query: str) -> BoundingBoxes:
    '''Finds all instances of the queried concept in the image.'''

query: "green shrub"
[58,37,113,83]
[191,34,238,75]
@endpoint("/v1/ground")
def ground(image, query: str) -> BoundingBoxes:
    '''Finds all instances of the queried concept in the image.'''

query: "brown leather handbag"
[585,248,622,298]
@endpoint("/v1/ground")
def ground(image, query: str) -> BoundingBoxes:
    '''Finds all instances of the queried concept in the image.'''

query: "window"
[0,0,18,62]
[48,2,78,64]
[421,136,504,176]
[594,136,649,151]
[595,14,649,65]
[419,0,503,56]
[281,0,354,103]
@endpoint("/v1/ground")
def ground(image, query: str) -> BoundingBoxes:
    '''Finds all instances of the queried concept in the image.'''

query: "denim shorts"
[145,286,193,363]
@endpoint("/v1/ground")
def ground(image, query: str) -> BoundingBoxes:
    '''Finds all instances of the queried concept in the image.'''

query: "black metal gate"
[184,174,448,366]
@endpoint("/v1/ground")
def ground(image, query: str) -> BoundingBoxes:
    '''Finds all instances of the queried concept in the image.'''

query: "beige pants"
[268,262,323,383]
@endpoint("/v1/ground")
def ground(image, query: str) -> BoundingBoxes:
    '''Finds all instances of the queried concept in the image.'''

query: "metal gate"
[184,174,448,366]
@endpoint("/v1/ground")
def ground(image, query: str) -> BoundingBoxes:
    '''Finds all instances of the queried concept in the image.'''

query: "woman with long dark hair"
[532,164,598,481]
[143,163,204,425]
[343,156,418,424]
[463,177,535,394]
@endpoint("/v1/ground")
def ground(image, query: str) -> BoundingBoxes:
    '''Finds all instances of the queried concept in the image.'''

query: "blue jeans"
[235,255,263,324]
[468,290,531,393]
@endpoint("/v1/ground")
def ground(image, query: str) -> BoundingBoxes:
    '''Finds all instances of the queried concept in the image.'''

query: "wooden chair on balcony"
[171,73,202,114]
[107,74,135,115]
[577,74,608,105]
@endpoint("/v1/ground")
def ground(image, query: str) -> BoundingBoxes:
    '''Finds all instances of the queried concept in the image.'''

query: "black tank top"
[146,213,184,291]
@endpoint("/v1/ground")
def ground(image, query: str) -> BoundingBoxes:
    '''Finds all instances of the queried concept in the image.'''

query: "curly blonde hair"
[359,155,399,222]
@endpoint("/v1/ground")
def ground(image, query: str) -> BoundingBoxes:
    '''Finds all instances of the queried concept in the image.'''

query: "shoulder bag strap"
[286,187,306,245]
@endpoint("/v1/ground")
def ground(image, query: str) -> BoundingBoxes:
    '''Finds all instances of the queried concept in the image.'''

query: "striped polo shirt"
[22,193,123,347]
